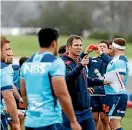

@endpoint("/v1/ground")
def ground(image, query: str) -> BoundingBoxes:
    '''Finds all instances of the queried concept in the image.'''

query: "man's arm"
[20,78,27,109]
[79,51,87,59]
[2,90,20,124]
[13,85,23,103]
[1,66,20,129]
[79,44,96,59]
[65,64,84,81]
[65,55,89,82]
[100,53,112,64]
[88,77,111,87]
[88,77,104,87]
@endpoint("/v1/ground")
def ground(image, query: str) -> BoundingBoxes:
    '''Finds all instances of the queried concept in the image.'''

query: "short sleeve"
[1,66,13,91]
[114,59,127,75]
[50,58,66,77]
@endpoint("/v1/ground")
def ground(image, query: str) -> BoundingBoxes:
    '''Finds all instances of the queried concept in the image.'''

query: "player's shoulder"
[0,62,8,69]
[24,54,36,63]
[12,64,20,70]
[61,55,73,65]
[41,53,57,63]
[119,55,128,62]
[54,57,65,65]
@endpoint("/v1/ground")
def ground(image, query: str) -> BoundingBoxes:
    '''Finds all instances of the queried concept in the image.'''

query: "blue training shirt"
[104,55,129,94]
[20,52,66,128]
[0,62,13,114]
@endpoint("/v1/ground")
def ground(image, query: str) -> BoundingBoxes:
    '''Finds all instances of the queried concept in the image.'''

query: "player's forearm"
[13,85,22,100]
[22,95,28,109]
[58,94,77,123]
[20,78,27,108]
[4,92,19,124]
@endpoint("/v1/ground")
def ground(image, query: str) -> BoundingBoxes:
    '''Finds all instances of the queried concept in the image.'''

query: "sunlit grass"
[7,35,132,57]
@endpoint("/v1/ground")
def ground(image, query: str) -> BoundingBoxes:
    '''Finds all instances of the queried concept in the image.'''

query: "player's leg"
[97,114,103,130]
[100,112,110,130]
[109,117,122,130]
[92,112,99,129]
[108,94,128,130]
[97,96,106,130]
[18,111,25,130]
[90,96,100,129]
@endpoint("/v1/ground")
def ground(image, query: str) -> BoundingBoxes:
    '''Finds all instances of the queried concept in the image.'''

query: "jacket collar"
[62,54,81,64]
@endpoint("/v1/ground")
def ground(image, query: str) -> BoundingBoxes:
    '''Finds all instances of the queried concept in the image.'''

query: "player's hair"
[58,45,66,54]
[67,35,82,46]
[100,40,109,48]
[113,38,126,46]
[38,28,59,48]
[1,36,10,49]
[105,40,113,45]
[19,56,29,67]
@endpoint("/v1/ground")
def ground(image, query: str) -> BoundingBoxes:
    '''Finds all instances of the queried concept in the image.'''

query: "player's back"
[21,52,63,127]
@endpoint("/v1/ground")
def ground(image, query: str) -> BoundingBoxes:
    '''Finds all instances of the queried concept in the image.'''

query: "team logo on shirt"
[23,63,49,74]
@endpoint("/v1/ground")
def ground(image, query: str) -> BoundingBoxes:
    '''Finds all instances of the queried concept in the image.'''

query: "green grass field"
[122,109,132,130]
[8,35,132,58]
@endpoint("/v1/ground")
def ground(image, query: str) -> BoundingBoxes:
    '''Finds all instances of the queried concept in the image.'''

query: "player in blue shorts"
[0,36,20,130]
[104,38,129,130]
[20,28,81,130]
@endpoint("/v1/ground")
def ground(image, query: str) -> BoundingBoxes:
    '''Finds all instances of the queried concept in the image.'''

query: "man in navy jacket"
[62,35,109,130]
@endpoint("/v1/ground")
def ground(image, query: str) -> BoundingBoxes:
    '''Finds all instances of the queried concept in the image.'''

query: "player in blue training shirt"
[5,50,28,130]
[20,28,81,130]
[0,36,20,130]
[104,38,129,130]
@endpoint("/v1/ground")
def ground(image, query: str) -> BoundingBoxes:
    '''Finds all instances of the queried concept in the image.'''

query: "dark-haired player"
[20,28,81,130]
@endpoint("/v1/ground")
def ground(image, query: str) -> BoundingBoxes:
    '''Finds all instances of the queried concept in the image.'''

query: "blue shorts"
[25,123,63,130]
[4,113,12,123]
[63,110,95,130]
[104,94,128,117]
[1,113,8,130]
[90,96,105,112]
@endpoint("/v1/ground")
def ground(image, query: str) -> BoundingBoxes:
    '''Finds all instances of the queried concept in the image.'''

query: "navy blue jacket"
[80,52,112,94]
[61,55,104,110]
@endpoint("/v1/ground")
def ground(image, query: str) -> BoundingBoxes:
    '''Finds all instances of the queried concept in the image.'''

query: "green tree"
[24,1,93,35]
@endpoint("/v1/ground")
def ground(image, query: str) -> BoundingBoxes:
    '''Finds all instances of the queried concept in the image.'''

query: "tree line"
[2,1,132,37]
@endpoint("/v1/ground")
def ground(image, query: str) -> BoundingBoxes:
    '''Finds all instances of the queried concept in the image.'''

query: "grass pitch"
[7,35,132,58]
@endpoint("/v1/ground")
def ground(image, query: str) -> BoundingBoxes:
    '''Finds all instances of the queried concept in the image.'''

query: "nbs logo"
[23,63,50,74]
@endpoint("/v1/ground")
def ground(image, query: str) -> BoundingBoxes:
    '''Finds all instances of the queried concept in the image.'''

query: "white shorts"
[18,109,25,116]
[109,116,122,120]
